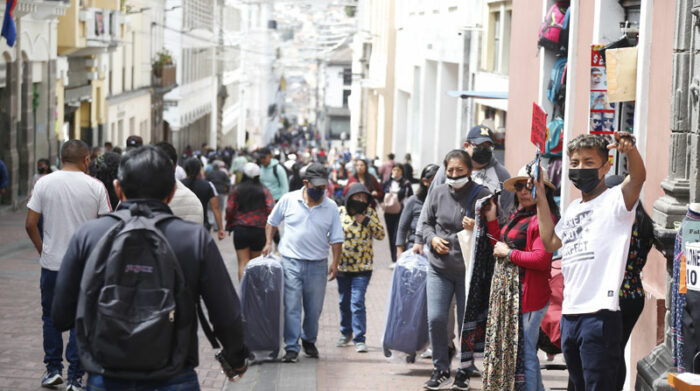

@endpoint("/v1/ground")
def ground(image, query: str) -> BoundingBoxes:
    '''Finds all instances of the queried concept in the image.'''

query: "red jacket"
[343,175,384,207]
[487,215,553,313]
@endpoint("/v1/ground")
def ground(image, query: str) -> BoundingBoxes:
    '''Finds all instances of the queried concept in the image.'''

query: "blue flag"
[1,0,17,47]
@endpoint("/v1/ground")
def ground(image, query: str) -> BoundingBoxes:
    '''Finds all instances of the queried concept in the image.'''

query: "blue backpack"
[544,117,564,158]
[547,57,568,105]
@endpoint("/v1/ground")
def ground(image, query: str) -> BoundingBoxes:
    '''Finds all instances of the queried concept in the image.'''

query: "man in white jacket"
[155,142,203,224]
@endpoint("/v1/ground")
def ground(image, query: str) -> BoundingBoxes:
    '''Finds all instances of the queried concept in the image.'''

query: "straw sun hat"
[503,165,555,193]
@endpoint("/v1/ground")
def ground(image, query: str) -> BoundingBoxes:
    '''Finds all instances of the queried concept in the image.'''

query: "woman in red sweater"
[485,164,559,391]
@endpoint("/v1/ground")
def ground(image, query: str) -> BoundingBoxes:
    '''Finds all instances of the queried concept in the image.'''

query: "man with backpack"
[259,147,289,203]
[51,146,248,390]
[26,140,112,390]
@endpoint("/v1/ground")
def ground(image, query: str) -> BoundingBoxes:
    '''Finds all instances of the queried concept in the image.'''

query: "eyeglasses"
[592,119,602,124]
[513,181,532,192]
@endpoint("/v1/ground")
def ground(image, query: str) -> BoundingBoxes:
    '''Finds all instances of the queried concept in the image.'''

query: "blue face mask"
[307,186,325,201]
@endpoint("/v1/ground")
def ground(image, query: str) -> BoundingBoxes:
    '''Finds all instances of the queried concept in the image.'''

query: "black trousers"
[616,297,644,390]
[384,212,401,263]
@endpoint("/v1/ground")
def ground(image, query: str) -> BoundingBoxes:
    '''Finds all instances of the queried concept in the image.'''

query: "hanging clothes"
[673,207,700,372]
[459,198,496,368]
[482,257,525,390]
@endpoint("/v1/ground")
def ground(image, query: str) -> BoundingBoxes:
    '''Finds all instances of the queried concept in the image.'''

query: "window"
[484,2,512,74]
[342,90,351,108]
[343,67,352,86]
[492,12,500,71]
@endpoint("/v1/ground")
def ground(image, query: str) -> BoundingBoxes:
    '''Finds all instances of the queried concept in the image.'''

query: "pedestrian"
[421,149,497,390]
[396,164,440,255]
[403,153,416,183]
[344,158,384,207]
[263,163,344,363]
[51,146,249,389]
[33,158,52,187]
[154,142,204,225]
[88,152,121,210]
[0,157,8,195]
[382,164,413,264]
[378,153,396,183]
[103,141,113,153]
[207,160,231,231]
[335,183,386,353]
[25,140,112,390]
[125,135,143,151]
[604,176,655,390]
[182,157,225,240]
[534,132,646,390]
[258,147,290,203]
[484,164,560,391]
[225,162,275,281]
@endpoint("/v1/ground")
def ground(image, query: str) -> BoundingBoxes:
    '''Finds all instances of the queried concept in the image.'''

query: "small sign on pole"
[531,103,548,154]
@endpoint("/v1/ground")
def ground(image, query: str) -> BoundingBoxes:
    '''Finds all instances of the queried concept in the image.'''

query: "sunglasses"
[513,181,533,192]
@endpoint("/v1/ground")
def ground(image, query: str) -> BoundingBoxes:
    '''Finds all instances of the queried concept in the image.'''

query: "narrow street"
[0,209,569,390]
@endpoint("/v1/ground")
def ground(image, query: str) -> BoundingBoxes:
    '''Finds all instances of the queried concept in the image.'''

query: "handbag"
[383,192,401,214]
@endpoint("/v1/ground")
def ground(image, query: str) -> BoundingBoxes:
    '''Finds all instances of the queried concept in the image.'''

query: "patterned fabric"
[501,208,535,250]
[672,208,700,372]
[225,186,275,229]
[338,206,386,272]
[460,198,496,367]
[619,215,654,299]
[483,257,525,391]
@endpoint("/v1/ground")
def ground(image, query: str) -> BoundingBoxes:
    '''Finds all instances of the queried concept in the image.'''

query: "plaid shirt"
[225,186,275,229]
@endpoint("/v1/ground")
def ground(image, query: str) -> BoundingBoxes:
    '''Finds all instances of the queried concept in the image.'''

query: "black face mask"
[307,187,325,201]
[568,167,603,194]
[347,199,369,216]
[472,147,492,165]
[38,167,48,174]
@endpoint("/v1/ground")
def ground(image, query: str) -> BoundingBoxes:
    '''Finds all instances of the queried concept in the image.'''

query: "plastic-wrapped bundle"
[382,250,430,361]
[240,255,284,361]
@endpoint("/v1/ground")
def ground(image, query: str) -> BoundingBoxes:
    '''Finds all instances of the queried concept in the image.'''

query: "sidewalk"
[0,209,569,390]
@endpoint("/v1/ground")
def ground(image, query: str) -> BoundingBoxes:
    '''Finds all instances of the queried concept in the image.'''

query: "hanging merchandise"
[537,2,571,53]
[606,47,638,103]
[672,206,700,373]
[547,57,568,107]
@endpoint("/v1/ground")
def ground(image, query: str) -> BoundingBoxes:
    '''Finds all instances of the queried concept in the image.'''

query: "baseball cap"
[126,135,143,148]
[304,163,328,187]
[466,125,494,145]
[243,162,261,178]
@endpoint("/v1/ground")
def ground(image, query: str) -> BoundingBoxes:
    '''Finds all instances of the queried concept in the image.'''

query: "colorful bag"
[538,2,570,52]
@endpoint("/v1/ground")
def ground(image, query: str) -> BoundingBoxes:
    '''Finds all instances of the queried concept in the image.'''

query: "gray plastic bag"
[240,254,284,361]
[381,250,430,360]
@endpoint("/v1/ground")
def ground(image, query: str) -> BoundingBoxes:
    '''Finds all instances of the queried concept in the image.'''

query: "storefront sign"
[606,47,638,103]
[686,242,700,292]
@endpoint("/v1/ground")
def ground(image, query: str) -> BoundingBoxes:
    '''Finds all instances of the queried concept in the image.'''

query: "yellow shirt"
[338,206,386,272]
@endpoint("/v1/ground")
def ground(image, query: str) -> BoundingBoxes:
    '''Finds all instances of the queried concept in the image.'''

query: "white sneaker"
[355,342,368,353]
[336,334,352,347]
[420,348,433,359]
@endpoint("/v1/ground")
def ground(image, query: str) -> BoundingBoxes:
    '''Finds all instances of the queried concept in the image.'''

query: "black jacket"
[51,199,248,370]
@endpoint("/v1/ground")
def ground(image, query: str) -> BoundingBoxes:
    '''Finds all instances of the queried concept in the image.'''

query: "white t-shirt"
[554,185,637,314]
[27,170,111,271]
[471,166,500,194]
[175,165,186,181]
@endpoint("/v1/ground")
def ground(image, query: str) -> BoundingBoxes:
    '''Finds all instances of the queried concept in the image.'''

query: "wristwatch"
[506,249,513,261]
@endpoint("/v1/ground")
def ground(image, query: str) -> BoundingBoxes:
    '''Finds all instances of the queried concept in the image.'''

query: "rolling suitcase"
[240,254,284,361]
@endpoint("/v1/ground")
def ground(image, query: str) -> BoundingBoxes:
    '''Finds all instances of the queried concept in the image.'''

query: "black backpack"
[271,163,292,187]
[75,204,198,380]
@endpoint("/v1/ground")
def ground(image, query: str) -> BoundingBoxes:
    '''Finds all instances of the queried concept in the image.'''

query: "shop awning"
[446,90,508,99]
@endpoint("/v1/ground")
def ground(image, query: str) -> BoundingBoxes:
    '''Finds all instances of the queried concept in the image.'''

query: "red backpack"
[538,2,570,52]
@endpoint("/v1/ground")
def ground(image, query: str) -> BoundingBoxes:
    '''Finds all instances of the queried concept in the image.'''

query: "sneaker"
[462,364,482,378]
[66,378,84,391]
[420,348,433,359]
[452,369,470,390]
[336,334,352,347]
[424,369,450,390]
[281,350,299,363]
[41,369,63,387]
[389,263,396,269]
[302,340,319,358]
[355,342,368,353]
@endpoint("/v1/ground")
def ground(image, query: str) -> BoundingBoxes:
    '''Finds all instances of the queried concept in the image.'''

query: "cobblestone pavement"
[0,209,569,390]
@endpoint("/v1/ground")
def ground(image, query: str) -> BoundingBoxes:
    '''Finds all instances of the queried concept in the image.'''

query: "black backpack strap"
[197,303,220,349]
[465,184,484,219]
[272,163,282,187]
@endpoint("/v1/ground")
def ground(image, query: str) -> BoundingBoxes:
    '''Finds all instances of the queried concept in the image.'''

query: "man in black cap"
[263,163,344,363]
[125,135,143,151]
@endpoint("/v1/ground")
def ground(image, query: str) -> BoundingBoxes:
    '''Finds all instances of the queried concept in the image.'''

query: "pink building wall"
[506,1,675,387]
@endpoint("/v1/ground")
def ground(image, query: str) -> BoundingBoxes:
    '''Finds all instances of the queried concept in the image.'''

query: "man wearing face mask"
[25,140,112,389]
[263,163,344,364]
[533,132,646,391]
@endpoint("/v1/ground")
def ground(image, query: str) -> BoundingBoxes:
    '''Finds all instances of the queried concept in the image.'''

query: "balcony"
[152,64,177,94]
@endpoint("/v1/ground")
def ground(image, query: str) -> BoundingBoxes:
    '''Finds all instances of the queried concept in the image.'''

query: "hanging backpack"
[538,2,570,52]
[544,117,564,158]
[75,204,197,380]
[547,57,568,105]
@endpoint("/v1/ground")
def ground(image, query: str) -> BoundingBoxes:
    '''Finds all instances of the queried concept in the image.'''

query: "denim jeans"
[283,257,328,352]
[86,369,199,391]
[561,310,622,391]
[426,265,465,372]
[40,268,83,380]
[336,272,372,343]
[522,302,549,391]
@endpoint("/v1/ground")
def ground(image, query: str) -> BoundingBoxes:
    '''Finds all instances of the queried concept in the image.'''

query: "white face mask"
[445,175,470,189]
